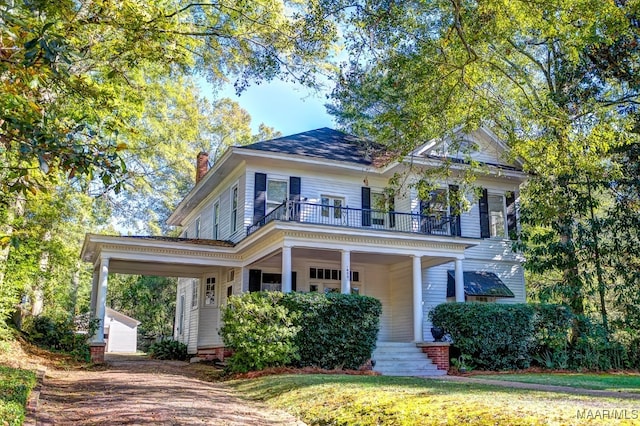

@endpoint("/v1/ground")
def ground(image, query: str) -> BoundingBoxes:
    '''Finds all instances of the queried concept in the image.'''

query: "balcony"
[247,200,460,237]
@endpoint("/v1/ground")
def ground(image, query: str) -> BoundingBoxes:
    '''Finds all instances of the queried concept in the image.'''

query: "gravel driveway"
[34,354,305,425]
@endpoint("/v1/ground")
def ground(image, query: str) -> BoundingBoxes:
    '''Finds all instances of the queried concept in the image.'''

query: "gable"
[413,127,522,171]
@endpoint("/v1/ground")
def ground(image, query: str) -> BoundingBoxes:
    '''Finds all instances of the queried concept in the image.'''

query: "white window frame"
[266,178,288,214]
[371,192,387,227]
[231,184,239,233]
[204,276,216,307]
[191,280,198,309]
[212,200,220,239]
[487,192,507,238]
[320,195,345,220]
[178,293,185,335]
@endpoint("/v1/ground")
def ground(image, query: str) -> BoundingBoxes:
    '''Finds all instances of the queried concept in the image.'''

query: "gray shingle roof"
[239,128,378,165]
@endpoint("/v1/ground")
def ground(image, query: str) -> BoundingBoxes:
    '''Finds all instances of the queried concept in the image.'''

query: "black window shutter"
[289,176,301,201]
[389,196,396,228]
[291,271,297,292]
[362,187,371,226]
[449,185,462,236]
[289,176,301,221]
[253,173,267,224]
[479,188,490,238]
[249,269,261,293]
[506,191,517,240]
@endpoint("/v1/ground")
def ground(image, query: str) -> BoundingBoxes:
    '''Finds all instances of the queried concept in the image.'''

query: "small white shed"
[104,308,141,353]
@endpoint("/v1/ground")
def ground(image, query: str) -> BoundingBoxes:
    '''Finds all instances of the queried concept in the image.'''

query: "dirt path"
[34,355,305,425]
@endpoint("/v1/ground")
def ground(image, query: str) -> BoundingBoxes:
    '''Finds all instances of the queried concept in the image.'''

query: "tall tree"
[1,0,334,195]
[327,1,640,337]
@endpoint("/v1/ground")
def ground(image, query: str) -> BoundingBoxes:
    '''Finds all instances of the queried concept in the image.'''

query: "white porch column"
[341,250,351,294]
[281,245,292,293]
[89,268,99,316]
[91,256,109,344]
[455,258,465,302]
[412,255,423,342]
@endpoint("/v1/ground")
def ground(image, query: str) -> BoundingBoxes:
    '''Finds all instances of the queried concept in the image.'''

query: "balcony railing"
[247,200,460,237]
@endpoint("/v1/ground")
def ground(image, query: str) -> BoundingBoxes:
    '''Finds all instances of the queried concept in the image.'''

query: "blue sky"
[213,79,336,136]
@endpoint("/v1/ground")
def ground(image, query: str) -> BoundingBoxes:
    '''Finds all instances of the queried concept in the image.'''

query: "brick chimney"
[196,152,209,183]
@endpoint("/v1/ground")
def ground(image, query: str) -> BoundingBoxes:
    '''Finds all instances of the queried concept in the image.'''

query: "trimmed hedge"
[220,292,382,373]
[430,303,573,370]
[430,303,536,370]
[282,292,382,370]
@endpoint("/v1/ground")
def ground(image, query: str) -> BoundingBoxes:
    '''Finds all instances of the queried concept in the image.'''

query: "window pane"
[333,199,342,219]
[488,194,505,237]
[267,180,287,203]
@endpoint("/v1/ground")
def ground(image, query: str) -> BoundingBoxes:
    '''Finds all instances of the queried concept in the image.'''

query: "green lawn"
[0,365,36,426]
[472,373,640,393]
[228,374,640,425]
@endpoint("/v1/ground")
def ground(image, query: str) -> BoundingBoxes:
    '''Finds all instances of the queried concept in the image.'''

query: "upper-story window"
[267,179,288,213]
[372,192,386,226]
[321,195,344,219]
[195,217,201,238]
[212,201,219,239]
[488,193,506,238]
[231,185,238,232]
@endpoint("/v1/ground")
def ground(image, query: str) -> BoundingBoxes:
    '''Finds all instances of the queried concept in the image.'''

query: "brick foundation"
[417,342,450,371]
[196,347,232,361]
[90,343,106,363]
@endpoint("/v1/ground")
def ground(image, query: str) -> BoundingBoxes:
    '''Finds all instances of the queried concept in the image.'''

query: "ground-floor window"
[309,267,359,282]
[204,277,216,306]
[261,272,282,292]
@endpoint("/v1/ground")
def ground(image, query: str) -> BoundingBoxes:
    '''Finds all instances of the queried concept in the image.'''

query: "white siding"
[423,264,449,341]
[174,278,190,348]
[198,270,223,347]
[105,317,137,353]
[389,262,413,342]
[187,279,199,354]
[359,264,391,341]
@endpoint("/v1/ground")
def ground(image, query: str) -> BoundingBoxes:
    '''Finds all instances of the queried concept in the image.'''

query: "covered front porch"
[81,226,476,362]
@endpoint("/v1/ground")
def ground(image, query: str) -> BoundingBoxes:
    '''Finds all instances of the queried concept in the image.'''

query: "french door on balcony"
[320,196,347,225]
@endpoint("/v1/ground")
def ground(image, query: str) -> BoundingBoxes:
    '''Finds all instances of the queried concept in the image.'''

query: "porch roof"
[80,234,240,277]
[446,270,515,298]
[82,222,478,278]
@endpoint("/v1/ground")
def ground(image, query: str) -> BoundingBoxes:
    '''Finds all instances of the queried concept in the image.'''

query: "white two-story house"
[81,127,525,370]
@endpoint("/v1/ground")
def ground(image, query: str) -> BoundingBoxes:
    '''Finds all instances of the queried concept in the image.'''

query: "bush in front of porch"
[282,292,382,370]
[220,292,381,373]
[221,292,300,374]
[430,303,579,371]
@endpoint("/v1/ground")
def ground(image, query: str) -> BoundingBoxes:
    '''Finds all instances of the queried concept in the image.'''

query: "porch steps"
[372,342,447,377]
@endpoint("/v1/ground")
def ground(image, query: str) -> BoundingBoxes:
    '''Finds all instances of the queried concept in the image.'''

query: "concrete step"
[372,342,447,377]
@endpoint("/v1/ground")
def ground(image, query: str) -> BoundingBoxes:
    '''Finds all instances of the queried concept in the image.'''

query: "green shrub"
[281,292,382,370]
[0,365,36,426]
[25,315,90,362]
[220,292,300,373]
[148,339,188,360]
[530,304,574,369]
[570,318,628,371]
[430,303,535,370]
